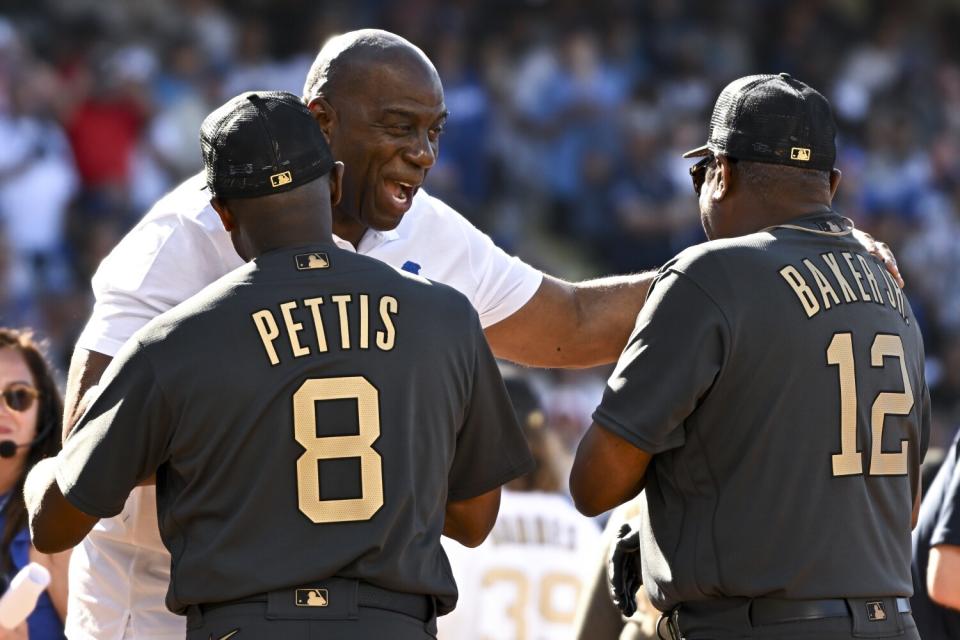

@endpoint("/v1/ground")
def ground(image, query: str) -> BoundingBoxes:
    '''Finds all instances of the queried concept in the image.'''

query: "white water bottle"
[0,563,51,629]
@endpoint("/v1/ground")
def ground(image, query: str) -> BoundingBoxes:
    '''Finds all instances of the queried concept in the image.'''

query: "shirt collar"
[333,228,401,254]
[761,210,853,236]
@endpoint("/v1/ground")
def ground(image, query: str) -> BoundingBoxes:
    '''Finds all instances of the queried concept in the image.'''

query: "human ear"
[712,156,733,201]
[828,168,842,201]
[328,161,344,207]
[307,96,337,143]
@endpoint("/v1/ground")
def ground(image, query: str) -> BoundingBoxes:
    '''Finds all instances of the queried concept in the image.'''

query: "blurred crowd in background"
[1,0,960,459]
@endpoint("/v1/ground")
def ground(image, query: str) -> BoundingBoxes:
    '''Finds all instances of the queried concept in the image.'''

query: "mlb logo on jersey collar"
[295,253,330,270]
[401,261,421,275]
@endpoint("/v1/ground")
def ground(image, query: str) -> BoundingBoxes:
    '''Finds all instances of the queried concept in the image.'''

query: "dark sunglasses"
[689,154,738,196]
[1,384,39,413]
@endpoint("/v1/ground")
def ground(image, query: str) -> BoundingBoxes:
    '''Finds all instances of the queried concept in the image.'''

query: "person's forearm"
[442,488,501,547]
[928,544,960,611]
[570,423,651,517]
[486,271,656,368]
[24,458,62,552]
[62,348,113,441]
[567,272,655,364]
[25,458,97,553]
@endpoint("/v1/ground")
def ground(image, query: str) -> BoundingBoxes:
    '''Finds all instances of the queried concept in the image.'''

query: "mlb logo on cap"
[271,171,293,187]
[790,147,811,161]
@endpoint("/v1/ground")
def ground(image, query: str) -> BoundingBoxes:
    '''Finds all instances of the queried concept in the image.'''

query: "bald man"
[62,30,901,640]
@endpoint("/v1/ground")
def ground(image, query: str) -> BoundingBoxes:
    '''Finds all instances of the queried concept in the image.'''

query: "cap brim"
[682,143,711,159]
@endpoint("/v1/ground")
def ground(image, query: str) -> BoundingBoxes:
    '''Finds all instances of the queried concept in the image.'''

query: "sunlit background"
[1,0,958,480]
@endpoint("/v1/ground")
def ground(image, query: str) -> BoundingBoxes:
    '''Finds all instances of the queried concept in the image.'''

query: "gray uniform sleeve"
[55,342,173,518]
[593,269,728,454]
[447,316,534,501]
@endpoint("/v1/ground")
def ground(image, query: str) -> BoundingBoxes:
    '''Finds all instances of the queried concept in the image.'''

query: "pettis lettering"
[251,294,398,366]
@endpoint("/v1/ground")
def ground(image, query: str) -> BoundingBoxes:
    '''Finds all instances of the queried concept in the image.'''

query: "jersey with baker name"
[438,490,601,640]
[594,212,930,611]
[67,175,543,640]
[57,243,534,615]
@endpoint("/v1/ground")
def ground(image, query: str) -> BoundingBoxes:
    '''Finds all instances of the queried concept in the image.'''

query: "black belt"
[747,597,911,625]
[670,596,912,634]
[198,582,434,622]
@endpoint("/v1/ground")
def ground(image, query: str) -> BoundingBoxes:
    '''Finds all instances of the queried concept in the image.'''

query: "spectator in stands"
[0,328,68,639]
[0,64,78,300]
[62,46,152,224]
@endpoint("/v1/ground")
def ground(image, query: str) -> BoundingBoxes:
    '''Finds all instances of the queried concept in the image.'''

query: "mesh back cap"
[683,73,837,171]
[200,91,334,198]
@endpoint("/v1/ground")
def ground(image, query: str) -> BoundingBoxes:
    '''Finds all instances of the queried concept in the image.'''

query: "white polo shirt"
[67,174,542,640]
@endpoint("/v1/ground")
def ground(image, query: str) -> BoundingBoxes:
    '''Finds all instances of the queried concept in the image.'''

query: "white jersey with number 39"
[439,490,601,640]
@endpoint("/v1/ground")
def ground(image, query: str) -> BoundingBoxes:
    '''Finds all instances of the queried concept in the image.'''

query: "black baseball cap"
[501,369,546,435]
[683,73,837,171]
[200,91,334,198]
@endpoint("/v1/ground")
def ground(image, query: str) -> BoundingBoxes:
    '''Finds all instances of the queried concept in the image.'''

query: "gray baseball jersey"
[55,242,534,615]
[593,213,930,611]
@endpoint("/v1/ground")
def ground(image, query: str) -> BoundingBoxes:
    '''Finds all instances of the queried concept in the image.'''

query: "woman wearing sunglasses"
[0,329,67,639]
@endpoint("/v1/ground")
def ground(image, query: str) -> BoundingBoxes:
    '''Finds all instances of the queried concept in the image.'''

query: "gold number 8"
[292,377,384,523]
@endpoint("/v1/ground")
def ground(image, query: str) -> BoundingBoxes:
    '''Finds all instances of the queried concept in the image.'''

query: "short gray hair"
[736,160,830,201]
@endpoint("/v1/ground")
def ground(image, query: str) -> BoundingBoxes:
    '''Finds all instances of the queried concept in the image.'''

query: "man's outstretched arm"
[486,233,901,369]
[485,272,655,368]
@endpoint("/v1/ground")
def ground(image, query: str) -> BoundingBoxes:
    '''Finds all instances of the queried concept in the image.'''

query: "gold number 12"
[827,332,913,477]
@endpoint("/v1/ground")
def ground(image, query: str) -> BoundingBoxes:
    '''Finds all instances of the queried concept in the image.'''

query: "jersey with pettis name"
[68,176,543,640]
[56,243,534,615]
[438,490,602,640]
[593,213,930,611]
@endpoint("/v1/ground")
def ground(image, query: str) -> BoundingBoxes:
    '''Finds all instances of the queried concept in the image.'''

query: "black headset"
[0,420,54,459]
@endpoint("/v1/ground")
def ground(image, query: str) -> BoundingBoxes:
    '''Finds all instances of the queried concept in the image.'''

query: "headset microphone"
[0,421,54,459]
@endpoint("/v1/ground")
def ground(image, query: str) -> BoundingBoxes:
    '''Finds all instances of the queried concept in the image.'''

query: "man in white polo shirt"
[61,30,901,640]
